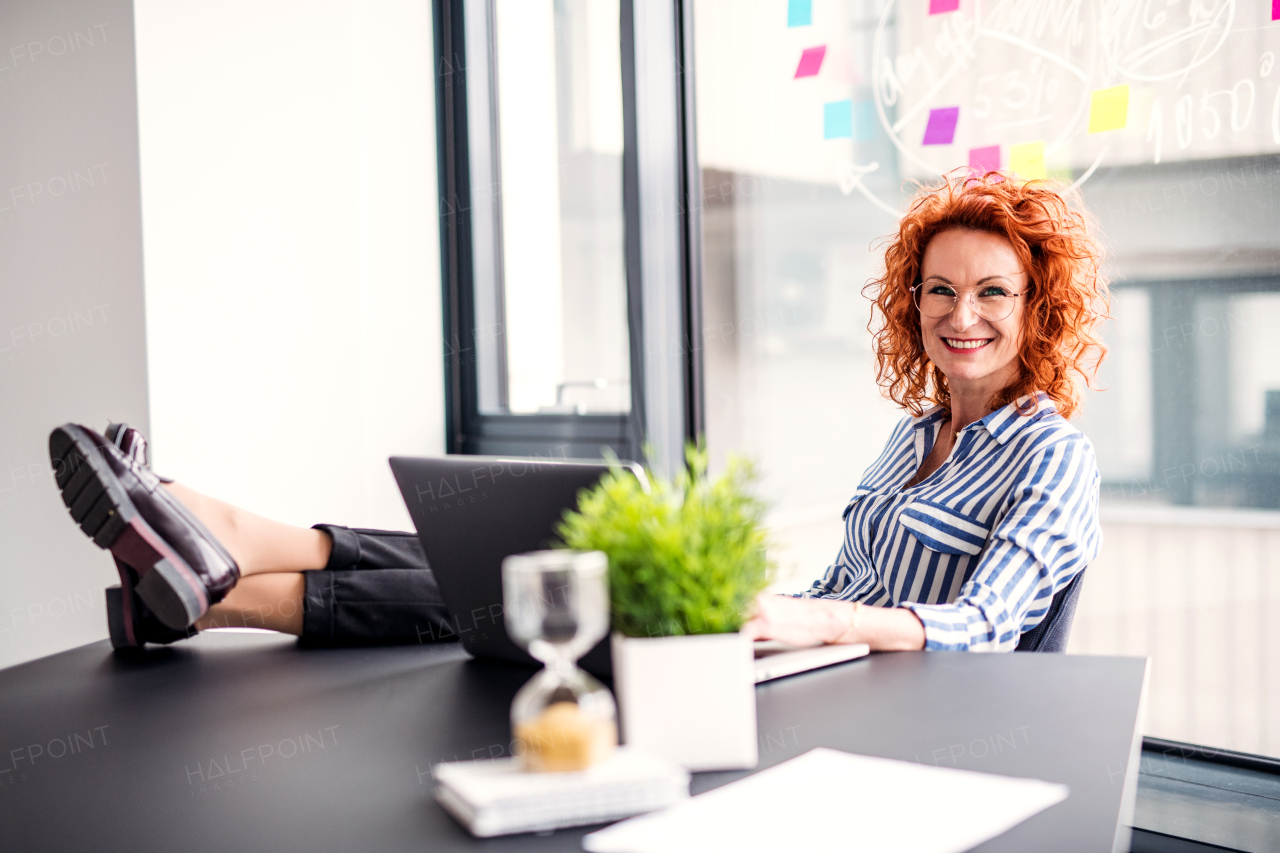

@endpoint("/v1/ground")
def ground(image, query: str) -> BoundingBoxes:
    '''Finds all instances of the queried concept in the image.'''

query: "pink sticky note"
[969,145,1000,173]
[1273,0,1279,20]
[794,45,827,79]
[930,0,960,13]
[922,106,959,145]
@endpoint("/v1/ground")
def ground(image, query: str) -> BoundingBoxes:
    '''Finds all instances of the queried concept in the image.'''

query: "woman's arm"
[745,434,1101,653]
[904,435,1100,651]
[741,593,925,651]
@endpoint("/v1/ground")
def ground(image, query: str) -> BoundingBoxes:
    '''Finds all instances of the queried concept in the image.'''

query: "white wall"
[135,0,444,531]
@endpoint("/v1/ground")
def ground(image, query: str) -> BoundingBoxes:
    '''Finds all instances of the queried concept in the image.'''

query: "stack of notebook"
[433,748,691,838]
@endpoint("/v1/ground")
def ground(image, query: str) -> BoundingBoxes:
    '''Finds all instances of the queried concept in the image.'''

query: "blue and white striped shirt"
[802,394,1101,652]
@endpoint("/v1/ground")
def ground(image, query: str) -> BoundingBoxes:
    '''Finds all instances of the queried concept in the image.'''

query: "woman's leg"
[196,572,305,635]
[161,482,332,576]
[56,422,341,643]
[149,482,320,635]
[159,492,450,643]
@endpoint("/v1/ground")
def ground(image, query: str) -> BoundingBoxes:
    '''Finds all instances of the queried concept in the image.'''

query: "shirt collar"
[911,393,1056,445]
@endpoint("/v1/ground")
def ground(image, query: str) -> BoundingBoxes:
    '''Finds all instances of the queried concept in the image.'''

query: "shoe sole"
[50,425,209,630]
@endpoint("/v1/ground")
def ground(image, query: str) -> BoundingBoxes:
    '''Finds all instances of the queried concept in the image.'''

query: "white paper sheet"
[581,747,1069,853]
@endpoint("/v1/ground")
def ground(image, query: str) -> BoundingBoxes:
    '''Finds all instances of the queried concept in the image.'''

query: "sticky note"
[969,145,1000,173]
[794,45,826,78]
[824,100,853,138]
[1088,84,1130,133]
[1273,0,1279,21]
[824,100,875,141]
[930,0,960,13]
[1009,141,1046,180]
[922,106,959,145]
[788,0,813,27]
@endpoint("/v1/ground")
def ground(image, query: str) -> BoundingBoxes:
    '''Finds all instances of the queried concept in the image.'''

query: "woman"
[744,171,1108,652]
[51,170,1107,652]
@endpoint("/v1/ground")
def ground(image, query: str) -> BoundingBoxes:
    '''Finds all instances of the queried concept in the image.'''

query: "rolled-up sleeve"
[904,434,1102,652]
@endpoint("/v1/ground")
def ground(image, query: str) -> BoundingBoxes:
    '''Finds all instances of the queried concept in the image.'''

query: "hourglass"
[502,550,617,772]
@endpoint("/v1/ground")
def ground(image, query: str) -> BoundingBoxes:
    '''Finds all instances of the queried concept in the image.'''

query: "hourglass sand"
[502,550,618,772]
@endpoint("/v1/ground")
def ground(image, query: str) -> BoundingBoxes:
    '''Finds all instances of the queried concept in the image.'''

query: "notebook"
[432,747,689,838]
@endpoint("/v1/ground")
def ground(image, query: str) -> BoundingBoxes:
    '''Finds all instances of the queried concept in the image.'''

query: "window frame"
[431,0,705,469]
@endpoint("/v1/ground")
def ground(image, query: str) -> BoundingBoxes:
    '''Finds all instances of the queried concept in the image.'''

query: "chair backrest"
[1015,569,1086,653]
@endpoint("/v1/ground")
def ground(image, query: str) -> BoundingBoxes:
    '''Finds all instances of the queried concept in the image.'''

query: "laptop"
[389,455,870,683]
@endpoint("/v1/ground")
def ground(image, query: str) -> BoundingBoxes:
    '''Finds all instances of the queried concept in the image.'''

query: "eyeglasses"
[910,280,1023,322]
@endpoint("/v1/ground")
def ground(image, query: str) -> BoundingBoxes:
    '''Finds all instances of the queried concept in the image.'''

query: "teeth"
[944,338,990,350]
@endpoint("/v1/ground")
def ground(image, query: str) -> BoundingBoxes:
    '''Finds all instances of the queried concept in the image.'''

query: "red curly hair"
[866,170,1109,420]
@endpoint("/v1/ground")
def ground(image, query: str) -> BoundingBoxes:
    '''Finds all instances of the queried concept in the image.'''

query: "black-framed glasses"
[910,281,1023,321]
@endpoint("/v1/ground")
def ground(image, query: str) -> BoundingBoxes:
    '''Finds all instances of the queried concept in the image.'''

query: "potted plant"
[556,447,771,771]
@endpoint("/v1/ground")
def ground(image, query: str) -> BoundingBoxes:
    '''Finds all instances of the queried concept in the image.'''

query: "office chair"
[1015,569,1086,653]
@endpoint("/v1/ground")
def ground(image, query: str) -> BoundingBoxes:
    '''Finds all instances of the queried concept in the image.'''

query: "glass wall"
[470,0,630,416]
[694,0,1280,756]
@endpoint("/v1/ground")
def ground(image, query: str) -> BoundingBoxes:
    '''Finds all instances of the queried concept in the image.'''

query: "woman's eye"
[928,285,955,296]
[979,286,1010,298]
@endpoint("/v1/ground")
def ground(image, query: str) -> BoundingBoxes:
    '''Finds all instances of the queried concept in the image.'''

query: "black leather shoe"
[104,422,173,483]
[106,566,195,648]
[49,423,240,630]
[101,424,180,643]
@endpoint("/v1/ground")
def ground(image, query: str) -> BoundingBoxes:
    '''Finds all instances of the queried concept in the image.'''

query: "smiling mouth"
[942,338,993,351]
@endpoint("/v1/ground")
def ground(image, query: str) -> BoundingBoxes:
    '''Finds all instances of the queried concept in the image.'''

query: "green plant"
[555,446,773,638]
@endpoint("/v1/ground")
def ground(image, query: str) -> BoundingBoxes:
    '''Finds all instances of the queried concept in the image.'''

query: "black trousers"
[300,524,454,646]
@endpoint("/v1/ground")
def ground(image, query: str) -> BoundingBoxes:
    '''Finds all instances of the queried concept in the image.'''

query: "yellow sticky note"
[1009,141,1046,180]
[1088,84,1129,133]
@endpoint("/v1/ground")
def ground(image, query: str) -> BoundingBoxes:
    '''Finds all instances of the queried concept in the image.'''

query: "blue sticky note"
[824,100,853,138]
[788,0,812,27]
[825,100,875,141]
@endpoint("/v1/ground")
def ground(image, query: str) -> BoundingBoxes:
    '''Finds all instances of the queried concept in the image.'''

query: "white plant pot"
[610,631,758,772]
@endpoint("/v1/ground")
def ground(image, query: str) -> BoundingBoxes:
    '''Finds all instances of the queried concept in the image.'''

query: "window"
[434,0,701,468]
[473,0,630,417]
[436,0,637,460]
[693,0,1280,759]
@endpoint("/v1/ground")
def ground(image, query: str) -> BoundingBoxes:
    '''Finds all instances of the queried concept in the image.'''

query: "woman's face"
[916,228,1027,398]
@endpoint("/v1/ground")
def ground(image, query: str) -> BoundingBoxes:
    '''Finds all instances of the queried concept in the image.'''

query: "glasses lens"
[974,292,1016,321]
[913,286,955,318]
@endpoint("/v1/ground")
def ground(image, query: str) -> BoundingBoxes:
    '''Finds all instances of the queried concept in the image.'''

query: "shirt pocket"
[841,486,875,520]
[899,498,992,556]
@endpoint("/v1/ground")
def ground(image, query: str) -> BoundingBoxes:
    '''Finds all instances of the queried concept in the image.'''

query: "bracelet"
[827,601,860,645]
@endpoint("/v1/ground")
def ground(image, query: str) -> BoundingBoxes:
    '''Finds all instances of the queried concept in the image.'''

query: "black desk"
[0,633,1147,852]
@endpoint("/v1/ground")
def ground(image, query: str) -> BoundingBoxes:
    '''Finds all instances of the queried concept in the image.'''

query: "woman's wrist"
[867,606,927,651]
[825,600,860,644]
[819,601,927,651]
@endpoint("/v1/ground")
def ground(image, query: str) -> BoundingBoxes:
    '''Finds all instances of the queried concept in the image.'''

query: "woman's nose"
[948,294,981,329]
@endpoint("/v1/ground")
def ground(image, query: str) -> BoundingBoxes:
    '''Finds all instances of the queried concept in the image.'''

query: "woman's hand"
[741,594,855,647]
[741,593,927,651]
